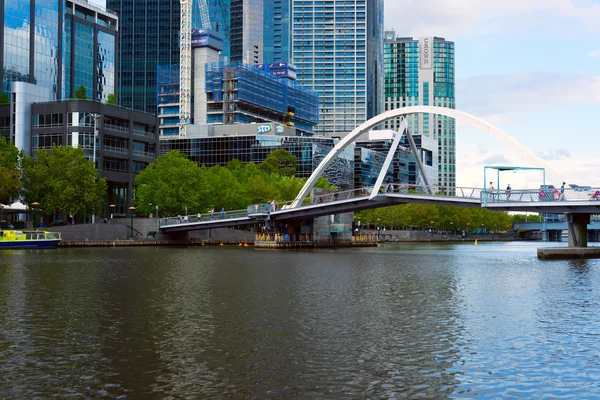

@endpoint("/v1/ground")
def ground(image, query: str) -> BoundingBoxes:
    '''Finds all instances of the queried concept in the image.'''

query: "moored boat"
[0,230,62,249]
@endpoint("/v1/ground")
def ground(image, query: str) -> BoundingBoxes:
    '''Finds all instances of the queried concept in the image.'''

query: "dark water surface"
[1,242,600,399]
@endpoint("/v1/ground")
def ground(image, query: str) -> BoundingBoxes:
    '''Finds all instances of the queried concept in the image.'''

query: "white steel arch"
[291,106,563,208]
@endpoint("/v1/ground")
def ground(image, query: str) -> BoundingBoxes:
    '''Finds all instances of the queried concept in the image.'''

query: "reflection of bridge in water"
[159,106,599,252]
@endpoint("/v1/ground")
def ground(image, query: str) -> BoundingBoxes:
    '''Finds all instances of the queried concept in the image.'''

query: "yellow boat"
[0,230,62,249]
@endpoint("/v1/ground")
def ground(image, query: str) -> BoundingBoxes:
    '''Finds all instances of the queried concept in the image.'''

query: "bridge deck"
[159,185,600,233]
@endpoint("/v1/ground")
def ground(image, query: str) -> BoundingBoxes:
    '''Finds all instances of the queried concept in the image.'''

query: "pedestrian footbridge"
[159,183,600,233]
[159,106,599,249]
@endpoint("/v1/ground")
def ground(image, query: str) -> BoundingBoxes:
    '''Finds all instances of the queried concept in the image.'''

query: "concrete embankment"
[537,247,600,260]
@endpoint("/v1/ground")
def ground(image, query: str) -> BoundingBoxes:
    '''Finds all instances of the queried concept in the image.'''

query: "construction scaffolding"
[204,62,319,126]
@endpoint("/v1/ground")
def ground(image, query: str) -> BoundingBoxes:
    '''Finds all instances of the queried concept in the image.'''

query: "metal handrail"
[159,185,600,229]
[159,209,249,227]
[481,187,600,204]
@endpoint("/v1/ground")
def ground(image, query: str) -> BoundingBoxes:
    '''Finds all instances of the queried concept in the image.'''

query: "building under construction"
[157,29,318,137]
[205,62,318,132]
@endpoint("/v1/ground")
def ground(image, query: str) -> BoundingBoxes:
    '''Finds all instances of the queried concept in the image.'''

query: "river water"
[1,242,600,399]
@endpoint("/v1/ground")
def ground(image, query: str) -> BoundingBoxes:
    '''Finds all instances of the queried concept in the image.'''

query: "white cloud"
[385,0,600,38]
[587,49,600,58]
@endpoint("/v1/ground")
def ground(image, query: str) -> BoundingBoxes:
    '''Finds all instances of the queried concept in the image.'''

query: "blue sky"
[385,0,600,187]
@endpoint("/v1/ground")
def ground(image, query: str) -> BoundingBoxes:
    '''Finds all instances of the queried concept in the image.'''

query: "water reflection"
[0,244,599,398]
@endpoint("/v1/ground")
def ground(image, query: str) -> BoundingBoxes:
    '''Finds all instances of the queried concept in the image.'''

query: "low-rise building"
[29,100,159,216]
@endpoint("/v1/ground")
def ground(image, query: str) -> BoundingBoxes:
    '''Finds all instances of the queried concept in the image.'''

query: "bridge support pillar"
[567,213,589,248]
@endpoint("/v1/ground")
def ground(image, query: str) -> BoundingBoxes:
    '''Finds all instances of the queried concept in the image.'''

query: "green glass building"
[383,32,455,189]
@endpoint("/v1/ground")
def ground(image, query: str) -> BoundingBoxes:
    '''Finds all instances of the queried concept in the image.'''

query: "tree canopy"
[0,137,21,204]
[21,146,106,216]
[74,85,88,100]
[107,93,117,105]
[134,149,333,216]
[259,148,297,177]
[134,150,210,216]
[356,204,514,232]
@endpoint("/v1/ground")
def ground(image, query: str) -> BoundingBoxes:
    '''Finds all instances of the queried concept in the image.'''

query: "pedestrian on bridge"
[506,184,511,200]
[560,182,566,200]
[221,208,225,218]
[488,182,495,202]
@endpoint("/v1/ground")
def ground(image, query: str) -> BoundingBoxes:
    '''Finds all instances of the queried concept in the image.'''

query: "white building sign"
[257,123,273,134]
[419,37,433,70]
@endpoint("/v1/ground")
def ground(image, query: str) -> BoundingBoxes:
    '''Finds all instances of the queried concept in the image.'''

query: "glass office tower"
[263,0,291,63]
[1,0,117,101]
[292,0,384,137]
[107,0,234,113]
[107,0,180,113]
[230,0,264,65]
[383,32,455,189]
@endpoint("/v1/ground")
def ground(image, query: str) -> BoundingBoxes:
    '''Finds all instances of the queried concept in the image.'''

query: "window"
[33,113,63,128]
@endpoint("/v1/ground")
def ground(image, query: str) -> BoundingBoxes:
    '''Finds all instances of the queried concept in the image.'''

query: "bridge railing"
[481,187,600,204]
[159,208,249,227]
[383,184,483,199]
[276,186,375,210]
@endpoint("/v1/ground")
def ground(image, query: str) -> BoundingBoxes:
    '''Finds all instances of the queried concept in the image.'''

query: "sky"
[385,0,600,189]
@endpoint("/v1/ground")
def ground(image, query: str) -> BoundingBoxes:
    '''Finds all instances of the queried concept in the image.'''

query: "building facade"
[107,0,179,114]
[204,62,318,130]
[1,0,118,101]
[291,0,384,137]
[263,0,292,63]
[230,0,264,65]
[29,100,159,215]
[383,32,455,189]
[160,126,354,189]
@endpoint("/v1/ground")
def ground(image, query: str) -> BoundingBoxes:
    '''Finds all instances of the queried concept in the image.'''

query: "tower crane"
[179,0,211,137]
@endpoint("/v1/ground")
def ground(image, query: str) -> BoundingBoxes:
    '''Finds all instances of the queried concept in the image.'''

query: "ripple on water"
[0,243,600,398]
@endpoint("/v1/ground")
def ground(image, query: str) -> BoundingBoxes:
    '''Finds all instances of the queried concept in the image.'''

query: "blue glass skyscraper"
[1,0,117,101]
[263,0,291,63]
[108,0,234,113]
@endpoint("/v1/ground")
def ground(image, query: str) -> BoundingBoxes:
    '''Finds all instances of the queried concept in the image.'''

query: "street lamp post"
[430,220,434,238]
[109,204,115,219]
[129,206,136,239]
[156,205,159,232]
[31,202,40,229]
[91,114,103,224]
[450,221,454,235]
[377,218,381,241]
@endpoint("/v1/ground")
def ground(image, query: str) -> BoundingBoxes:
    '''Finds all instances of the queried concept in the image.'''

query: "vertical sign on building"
[419,37,433,70]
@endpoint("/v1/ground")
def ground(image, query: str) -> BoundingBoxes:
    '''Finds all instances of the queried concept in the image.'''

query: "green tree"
[0,137,21,204]
[0,93,9,104]
[106,93,117,105]
[74,84,88,100]
[134,150,209,216]
[21,146,106,216]
[259,148,297,177]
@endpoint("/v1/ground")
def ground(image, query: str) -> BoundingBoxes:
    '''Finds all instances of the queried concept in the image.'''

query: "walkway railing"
[159,185,600,229]
[159,184,488,229]
[159,209,249,227]
[482,187,600,205]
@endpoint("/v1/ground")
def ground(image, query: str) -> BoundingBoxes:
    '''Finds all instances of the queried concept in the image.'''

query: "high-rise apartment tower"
[291,0,384,137]
[383,32,455,189]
